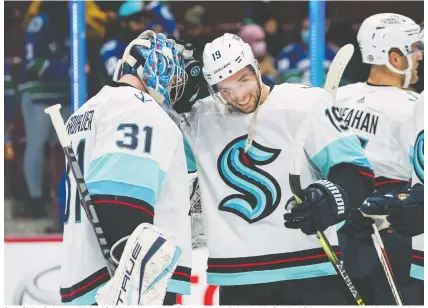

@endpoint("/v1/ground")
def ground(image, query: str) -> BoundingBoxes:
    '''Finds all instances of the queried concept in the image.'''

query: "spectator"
[145,1,179,38]
[99,1,151,83]
[24,0,109,40]
[18,1,71,218]
[327,21,359,85]
[238,24,279,87]
[181,5,211,55]
[263,17,288,58]
[275,17,337,84]
[5,59,16,162]
[5,59,16,128]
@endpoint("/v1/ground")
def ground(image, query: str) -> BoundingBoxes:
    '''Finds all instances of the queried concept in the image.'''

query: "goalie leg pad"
[95,223,182,306]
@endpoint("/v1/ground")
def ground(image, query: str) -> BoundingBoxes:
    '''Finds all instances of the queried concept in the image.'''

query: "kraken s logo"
[217,135,281,223]
[413,130,424,184]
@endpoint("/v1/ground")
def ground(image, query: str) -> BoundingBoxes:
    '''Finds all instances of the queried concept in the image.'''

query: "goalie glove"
[284,180,348,235]
[95,223,182,306]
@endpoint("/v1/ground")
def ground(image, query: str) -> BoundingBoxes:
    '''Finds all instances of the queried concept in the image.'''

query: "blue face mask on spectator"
[301,29,309,46]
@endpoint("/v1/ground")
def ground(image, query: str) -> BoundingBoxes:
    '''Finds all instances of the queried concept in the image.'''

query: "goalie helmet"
[202,33,262,105]
[357,13,421,88]
[114,30,187,107]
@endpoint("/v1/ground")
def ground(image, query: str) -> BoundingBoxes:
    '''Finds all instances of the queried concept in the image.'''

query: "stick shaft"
[45,105,116,276]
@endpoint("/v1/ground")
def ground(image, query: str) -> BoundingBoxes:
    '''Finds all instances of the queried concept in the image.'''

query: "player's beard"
[410,66,419,84]
[229,83,262,114]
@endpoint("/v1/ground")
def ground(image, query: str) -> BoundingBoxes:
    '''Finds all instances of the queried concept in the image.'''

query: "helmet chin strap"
[244,74,265,153]
[385,54,413,88]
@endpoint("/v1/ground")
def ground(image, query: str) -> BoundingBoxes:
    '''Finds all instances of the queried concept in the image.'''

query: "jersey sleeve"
[303,89,373,178]
[153,139,193,295]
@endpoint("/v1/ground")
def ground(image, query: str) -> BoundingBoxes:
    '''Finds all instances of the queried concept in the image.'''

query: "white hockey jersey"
[173,83,372,286]
[335,82,419,188]
[410,92,424,281]
[59,84,192,304]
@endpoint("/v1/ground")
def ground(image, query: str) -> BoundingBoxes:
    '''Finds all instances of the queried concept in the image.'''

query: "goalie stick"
[45,104,116,277]
[288,44,366,306]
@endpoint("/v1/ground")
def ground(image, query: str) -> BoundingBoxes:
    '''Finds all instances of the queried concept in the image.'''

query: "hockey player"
[358,96,424,305]
[59,31,192,305]
[334,13,423,305]
[358,26,424,305]
[170,33,374,305]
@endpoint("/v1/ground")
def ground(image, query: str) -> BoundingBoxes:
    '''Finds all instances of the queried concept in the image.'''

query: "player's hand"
[354,193,394,239]
[284,180,348,235]
[386,184,424,239]
[170,40,206,113]
[349,208,375,239]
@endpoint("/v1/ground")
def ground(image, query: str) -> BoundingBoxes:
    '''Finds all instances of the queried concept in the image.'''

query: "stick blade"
[324,44,354,100]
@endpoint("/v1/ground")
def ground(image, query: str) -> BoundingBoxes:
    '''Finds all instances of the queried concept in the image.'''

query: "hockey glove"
[350,208,375,239]
[387,184,424,239]
[284,180,348,235]
[172,41,207,113]
[355,188,402,239]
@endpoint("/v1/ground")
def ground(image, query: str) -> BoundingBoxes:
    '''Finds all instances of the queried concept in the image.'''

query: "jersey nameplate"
[66,110,95,135]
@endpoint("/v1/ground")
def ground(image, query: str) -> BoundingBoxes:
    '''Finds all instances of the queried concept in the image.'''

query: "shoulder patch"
[406,91,419,102]
[101,40,118,54]
[134,91,153,103]
[27,16,44,33]
[160,6,173,20]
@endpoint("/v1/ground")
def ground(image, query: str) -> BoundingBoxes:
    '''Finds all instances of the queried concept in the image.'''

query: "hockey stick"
[45,104,116,276]
[289,44,365,306]
[359,209,404,304]
[370,224,404,305]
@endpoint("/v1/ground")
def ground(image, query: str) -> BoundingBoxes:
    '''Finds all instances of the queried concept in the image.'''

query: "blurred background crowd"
[4,1,424,235]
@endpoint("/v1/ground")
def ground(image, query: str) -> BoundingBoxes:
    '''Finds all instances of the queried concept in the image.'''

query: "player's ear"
[388,48,405,70]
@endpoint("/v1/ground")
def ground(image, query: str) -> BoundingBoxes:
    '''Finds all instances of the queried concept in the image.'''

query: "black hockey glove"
[357,184,424,239]
[349,208,375,239]
[387,184,424,239]
[172,41,207,113]
[284,180,348,235]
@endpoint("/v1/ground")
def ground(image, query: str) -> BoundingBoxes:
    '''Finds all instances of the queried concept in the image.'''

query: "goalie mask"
[357,13,422,88]
[114,30,188,107]
[202,33,263,111]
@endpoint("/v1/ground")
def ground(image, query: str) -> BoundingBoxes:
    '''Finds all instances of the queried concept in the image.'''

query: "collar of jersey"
[365,82,394,87]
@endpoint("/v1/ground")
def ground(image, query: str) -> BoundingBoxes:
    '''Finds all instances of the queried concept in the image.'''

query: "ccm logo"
[116,243,142,305]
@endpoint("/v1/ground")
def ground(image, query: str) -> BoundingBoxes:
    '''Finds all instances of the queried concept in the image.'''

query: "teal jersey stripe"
[311,135,372,178]
[64,282,107,305]
[86,153,166,205]
[87,181,156,207]
[184,138,197,172]
[207,262,336,286]
[410,264,424,281]
[167,279,191,295]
